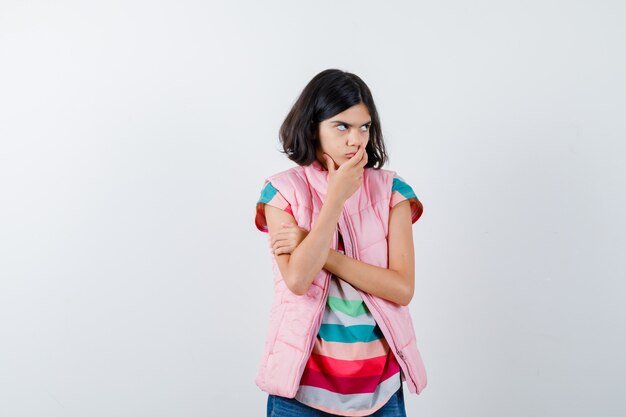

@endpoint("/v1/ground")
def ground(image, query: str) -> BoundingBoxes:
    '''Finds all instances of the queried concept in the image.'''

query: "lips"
[345,152,356,158]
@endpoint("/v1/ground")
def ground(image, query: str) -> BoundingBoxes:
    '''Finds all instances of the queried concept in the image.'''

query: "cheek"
[319,141,334,154]
[319,136,341,153]
[317,129,337,151]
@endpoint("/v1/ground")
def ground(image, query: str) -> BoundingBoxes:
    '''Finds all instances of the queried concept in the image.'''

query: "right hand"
[269,222,309,256]
[322,144,368,203]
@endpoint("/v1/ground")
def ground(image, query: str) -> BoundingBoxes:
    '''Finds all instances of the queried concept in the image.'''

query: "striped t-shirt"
[255,173,422,416]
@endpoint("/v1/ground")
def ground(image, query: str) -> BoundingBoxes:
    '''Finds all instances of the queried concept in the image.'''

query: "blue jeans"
[267,387,407,417]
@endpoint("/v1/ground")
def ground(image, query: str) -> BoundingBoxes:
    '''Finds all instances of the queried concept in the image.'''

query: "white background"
[1,1,625,416]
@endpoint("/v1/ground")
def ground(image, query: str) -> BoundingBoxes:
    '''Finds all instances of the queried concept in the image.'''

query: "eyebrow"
[330,120,372,126]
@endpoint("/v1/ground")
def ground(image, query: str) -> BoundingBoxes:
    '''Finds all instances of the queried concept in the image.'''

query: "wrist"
[323,194,345,213]
[325,248,341,273]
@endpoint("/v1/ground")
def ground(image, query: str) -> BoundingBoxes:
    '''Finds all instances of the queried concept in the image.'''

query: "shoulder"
[263,165,309,201]
[255,181,294,233]
[257,181,289,209]
[386,170,424,224]
[391,173,418,200]
[364,167,419,196]
[255,166,303,233]
[364,167,395,191]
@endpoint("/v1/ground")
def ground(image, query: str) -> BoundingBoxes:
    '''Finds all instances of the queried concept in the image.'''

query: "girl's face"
[315,102,371,170]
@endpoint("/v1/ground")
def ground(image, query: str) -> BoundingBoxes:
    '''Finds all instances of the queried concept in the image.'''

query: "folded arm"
[267,199,416,306]
[323,199,415,306]
[264,194,344,296]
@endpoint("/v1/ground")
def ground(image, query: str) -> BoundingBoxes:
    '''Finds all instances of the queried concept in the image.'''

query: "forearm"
[286,196,344,295]
[323,249,413,306]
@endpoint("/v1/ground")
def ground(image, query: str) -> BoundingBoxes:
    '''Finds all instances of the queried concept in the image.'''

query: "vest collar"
[302,159,329,198]
[301,158,365,210]
[309,159,326,172]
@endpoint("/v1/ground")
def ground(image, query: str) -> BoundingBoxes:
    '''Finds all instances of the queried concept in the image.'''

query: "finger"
[274,241,293,255]
[271,230,288,240]
[273,230,288,238]
[283,229,298,238]
[276,233,296,245]
[272,241,283,254]
[346,145,365,168]
[275,227,297,239]
[359,147,368,168]
[358,144,366,159]
[272,235,289,248]
[322,154,333,172]
[285,231,299,243]
[323,153,336,173]
[270,235,283,249]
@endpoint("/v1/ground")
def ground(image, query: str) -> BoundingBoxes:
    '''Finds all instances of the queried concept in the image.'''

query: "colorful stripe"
[312,339,390,361]
[306,353,389,378]
[391,174,423,224]
[321,305,377,327]
[299,355,400,395]
[318,324,383,343]
[295,375,401,416]
[391,175,417,200]
[255,181,293,232]
[327,297,367,317]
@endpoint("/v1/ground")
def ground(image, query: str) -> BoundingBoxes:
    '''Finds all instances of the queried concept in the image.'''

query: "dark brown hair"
[278,69,388,169]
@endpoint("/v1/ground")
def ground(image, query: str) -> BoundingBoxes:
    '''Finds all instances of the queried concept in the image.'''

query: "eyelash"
[337,124,370,132]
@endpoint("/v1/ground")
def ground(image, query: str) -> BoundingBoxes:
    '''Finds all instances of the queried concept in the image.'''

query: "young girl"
[255,69,427,417]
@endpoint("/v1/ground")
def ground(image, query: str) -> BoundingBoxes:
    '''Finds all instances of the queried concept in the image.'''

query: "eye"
[337,124,348,131]
[361,124,371,131]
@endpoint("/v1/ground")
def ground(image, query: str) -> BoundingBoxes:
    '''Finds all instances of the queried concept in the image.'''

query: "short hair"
[278,69,388,169]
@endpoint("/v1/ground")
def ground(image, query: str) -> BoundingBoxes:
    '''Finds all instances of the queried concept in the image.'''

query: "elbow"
[283,274,310,296]
[286,283,308,296]
[397,294,413,307]
[278,257,311,296]
[397,281,414,307]
[397,294,412,307]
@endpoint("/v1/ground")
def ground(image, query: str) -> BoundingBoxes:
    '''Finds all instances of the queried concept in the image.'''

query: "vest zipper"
[341,210,419,392]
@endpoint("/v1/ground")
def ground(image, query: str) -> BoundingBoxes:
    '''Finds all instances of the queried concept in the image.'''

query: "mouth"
[345,152,356,158]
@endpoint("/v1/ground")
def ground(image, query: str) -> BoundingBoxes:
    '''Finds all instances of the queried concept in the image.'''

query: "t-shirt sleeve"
[390,174,424,224]
[255,181,294,233]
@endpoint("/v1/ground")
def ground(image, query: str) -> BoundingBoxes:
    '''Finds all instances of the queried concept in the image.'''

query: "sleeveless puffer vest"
[255,159,427,398]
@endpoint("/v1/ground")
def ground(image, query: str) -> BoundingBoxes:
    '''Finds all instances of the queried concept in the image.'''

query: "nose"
[347,131,362,147]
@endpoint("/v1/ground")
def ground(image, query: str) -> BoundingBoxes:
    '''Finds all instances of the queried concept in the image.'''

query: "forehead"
[326,103,371,124]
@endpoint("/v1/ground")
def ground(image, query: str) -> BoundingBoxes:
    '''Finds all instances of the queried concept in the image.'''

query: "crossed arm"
[264,199,415,306]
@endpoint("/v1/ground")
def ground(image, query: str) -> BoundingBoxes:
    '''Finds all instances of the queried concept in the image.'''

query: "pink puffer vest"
[255,159,427,398]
